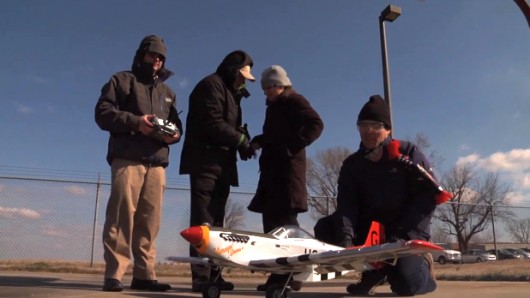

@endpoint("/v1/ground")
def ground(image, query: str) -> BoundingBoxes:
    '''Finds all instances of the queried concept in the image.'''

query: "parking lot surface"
[1,271,530,298]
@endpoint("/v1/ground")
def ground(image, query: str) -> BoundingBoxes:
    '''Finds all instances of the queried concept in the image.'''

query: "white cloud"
[16,104,34,114]
[458,144,472,152]
[456,153,479,165]
[455,148,530,205]
[41,226,68,237]
[457,149,530,173]
[64,185,87,196]
[178,78,188,89]
[0,206,41,219]
[26,74,49,84]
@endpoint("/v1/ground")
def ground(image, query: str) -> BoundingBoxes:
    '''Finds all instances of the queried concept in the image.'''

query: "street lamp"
[489,203,498,259]
[379,4,401,136]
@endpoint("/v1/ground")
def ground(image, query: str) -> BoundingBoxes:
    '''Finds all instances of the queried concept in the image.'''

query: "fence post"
[90,173,101,267]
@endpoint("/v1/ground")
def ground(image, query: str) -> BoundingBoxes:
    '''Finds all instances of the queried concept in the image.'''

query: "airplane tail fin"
[363,221,385,247]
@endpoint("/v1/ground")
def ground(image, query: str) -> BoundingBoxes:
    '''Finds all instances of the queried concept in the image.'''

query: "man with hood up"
[95,35,182,292]
[179,50,256,292]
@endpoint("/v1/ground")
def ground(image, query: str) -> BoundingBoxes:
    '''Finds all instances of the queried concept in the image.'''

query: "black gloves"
[238,137,255,161]
[237,124,256,161]
[340,234,353,248]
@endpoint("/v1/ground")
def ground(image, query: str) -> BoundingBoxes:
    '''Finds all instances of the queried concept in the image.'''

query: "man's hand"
[162,130,181,144]
[138,114,155,135]
[238,138,256,161]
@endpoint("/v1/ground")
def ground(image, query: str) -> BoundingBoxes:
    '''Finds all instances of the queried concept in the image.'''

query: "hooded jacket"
[179,50,253,186]
[95,36,182,167]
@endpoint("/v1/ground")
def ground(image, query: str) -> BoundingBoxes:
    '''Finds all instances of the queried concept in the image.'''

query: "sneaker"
[130,278,171,291]
[103,278,123,292]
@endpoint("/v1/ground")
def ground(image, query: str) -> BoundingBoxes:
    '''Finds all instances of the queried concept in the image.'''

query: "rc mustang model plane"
[168,221,443,298]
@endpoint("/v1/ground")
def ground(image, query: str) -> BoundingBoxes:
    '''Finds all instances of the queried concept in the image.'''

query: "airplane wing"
[249,240,441,274]
[165,256,238,269]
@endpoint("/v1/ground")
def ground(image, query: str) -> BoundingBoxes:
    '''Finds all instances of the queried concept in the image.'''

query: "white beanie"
[260,65,292,90]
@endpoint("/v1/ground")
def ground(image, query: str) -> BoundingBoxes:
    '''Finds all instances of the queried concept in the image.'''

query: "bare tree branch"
[306,147,352,217]
[435,164,514,251]
[224,198,246,229]
[505,217,530,243]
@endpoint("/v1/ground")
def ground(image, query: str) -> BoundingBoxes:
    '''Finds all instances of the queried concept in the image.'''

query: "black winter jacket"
[179,50,253,186]
[248,89,323,214]
[95,67,182,167]
[335,138,438,243]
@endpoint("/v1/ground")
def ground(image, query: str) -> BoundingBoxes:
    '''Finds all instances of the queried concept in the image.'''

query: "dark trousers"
[386,254,436,295]
[189,173,230,281]
[262,211,299,284]
[262,212,299,233]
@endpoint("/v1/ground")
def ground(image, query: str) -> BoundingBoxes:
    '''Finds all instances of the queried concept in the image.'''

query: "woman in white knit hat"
[247,65,324,292]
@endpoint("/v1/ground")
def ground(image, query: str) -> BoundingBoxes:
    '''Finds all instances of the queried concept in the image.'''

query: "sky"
[1,0,530,205]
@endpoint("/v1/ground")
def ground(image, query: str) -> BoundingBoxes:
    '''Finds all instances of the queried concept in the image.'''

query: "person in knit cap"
[248,65,324,292]
[323,95,439,296]
[95,35,182,292]
[179,50,256,292]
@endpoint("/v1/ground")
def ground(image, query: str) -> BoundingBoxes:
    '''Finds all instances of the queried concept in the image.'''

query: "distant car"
[506,248,530,259]
[461,249,497,263]
[432,243,462,264]
[487,249,524,260]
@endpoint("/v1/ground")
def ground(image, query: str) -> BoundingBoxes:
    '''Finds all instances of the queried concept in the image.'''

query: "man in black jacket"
[334,95,437,296]
[95,35,182,292]
[179,50,256,292]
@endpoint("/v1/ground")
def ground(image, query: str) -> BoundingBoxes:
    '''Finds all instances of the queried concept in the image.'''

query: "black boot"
[130,278,171,291]
[346,270,386,296]
[103,278,123,292]
[257,274,302,292]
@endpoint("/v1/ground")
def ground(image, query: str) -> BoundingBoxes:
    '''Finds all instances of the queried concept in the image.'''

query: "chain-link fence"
[1,176,529,263]
[0,176,320,263]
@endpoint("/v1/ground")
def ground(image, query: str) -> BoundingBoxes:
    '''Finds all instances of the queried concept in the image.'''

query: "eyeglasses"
[146,52,165,61]
[357,122,385,131]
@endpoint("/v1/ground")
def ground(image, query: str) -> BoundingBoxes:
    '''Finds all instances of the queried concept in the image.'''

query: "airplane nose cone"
[180,226,204,246]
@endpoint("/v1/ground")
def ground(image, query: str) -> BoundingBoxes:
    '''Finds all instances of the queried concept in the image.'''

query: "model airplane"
[167,221,442,298]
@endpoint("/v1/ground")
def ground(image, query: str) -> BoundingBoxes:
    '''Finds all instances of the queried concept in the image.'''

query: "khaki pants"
[102,159,165,281]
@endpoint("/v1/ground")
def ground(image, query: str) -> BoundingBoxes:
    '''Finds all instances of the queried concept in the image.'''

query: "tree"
[224,198,245,229]
[404,132,444,171]
[505,217,530,243]
[435,163,514,251]
[306,147,352,217]
[430,224,451,244]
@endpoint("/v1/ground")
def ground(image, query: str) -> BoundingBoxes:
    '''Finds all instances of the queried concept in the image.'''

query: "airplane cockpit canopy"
[269,225,314,239]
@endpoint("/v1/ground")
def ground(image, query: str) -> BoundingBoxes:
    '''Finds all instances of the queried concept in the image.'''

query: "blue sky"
[1,0,530,205]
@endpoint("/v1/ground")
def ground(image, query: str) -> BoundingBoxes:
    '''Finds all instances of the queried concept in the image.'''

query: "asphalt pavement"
[1,271,530,298]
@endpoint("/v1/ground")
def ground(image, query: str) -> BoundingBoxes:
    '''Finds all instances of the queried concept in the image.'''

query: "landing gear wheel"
[266,284,290,298]
[202,284,221,298]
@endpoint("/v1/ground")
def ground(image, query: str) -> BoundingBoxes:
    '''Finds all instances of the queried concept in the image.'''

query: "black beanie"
[357,95,391,129]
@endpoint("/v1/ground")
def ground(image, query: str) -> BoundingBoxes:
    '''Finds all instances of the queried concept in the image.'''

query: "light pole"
[379,4,401,136]
[489,203,498,259]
